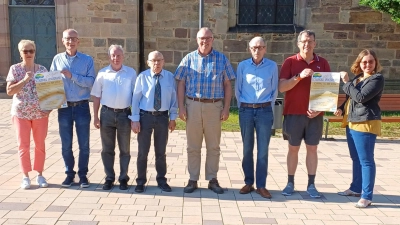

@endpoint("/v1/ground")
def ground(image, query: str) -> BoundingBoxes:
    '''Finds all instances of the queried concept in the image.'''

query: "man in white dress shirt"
[91,44,137,190]
[130,51,178,193]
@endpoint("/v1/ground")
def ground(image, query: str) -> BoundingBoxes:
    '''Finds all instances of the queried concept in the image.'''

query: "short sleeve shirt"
[280,53,331,115]
[6,63,49,120]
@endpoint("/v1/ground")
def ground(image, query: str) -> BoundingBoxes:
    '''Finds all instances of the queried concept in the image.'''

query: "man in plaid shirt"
[175,27,236,194]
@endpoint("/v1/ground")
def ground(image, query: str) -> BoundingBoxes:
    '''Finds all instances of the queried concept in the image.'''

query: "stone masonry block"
[107,38,125,47]
[388,42,400,49]
[104,18,122,23]
[324,23,365,32]
[269,42,294,53]
[358,41,386,48]
[379,34,400,41]
[312,14,339,23]
[333,32,347,39]
[175,29,188,38]
[349,12,382,23]
[223,40,247,52]
[174,51,182,65]
[157,38,189,51]
[318,40,342,48]
[126,38,138,52]
[366,24,395,33]
[341,40,358,48]
[162,51,173,63]
[150,28,173,38]
[94,39,106,47]
[354,33,372,40]
[104,4,121,12]
[322,0,351,6]
[87,3,104,11]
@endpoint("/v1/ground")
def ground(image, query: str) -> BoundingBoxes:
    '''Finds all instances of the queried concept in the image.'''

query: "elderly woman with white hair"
[6,39,50,189]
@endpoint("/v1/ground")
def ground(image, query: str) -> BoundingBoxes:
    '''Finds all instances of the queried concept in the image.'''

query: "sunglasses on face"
[21,49,36,54]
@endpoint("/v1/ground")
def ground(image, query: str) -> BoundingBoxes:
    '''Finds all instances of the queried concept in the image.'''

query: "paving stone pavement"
[0,98,399,225]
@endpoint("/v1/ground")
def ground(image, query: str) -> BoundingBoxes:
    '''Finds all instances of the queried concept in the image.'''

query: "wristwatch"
[294,73,302,81]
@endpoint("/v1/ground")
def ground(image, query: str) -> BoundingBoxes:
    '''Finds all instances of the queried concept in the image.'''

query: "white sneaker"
[21,177,31,189]
[36,175,48,188]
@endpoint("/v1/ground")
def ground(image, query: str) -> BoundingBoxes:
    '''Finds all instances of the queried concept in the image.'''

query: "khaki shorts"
[282,115,323,146]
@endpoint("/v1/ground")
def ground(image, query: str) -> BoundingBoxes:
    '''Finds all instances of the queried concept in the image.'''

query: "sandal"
[355,199,372,208]
[338,189,361,197]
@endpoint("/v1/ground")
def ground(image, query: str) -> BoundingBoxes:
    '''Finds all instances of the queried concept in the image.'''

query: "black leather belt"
[140,109,168,116]
[103,105,130,112]
[241,102,271,108]
[67,100,88,107]
[187,96,222,103]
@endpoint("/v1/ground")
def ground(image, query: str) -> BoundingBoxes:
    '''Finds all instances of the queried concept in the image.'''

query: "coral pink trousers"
[13,116,48,173]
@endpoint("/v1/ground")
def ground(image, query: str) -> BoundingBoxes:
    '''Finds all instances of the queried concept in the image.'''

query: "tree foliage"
[359,0,400,24]
[360,0,400,24]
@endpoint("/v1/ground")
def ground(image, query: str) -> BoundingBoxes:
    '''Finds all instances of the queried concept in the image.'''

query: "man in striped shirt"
[175,27,236,194]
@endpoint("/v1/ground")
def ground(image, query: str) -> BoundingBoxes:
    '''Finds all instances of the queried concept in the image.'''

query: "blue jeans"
[346,127,376,201]
[100,107,131,182]
[239,106,273,188]
[58,102,91,178]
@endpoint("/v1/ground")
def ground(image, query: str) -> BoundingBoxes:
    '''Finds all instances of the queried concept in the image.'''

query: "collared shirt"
[235,58,278,107]
[91,65,137,109]
[174,49,236,99]
[279,53,331,115]
[50,51,96,101]
[129,69,178,121]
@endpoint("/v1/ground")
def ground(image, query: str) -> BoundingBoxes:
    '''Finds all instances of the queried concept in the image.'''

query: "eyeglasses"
[361,60,375,65]
[21,49,35,54]
[250,46,266,51]
[197,37,213,41]
[148,59,164,63]
[298,40,315,45]
[63,37,79,42]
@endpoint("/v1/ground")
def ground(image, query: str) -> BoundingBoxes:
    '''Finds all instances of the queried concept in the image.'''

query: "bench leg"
[324,120,329,139]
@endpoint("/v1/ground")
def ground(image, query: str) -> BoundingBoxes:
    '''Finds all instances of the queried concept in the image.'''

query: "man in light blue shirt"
[130,51,178,193]
[235,37,278,198]
[50,29,96,188]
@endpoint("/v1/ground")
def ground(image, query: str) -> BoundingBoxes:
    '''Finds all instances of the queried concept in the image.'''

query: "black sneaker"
[208,178,224,194]
[79,176,90,188]
[61,176,74,188]
[102,180,114,190]
[183,180,198,193]
[158,183,172,192]
[119,179,128,190]
[135,184,144,193]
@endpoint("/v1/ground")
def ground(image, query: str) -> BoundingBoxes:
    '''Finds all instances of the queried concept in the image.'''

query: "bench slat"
[323,116,400,139]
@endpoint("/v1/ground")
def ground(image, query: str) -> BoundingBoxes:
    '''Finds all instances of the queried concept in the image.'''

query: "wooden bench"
[323,94,400,139]
[323,116,400,139]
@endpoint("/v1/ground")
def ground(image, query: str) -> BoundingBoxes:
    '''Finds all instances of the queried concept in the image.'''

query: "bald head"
[248,36,266,65]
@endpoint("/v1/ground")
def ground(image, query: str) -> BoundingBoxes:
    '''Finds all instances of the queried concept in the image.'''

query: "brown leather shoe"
[256,188,272,198]
[239,184,255,194]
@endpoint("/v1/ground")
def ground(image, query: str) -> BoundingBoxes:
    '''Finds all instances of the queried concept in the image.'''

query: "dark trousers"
[136,112,169,185]
[100,106,131,182]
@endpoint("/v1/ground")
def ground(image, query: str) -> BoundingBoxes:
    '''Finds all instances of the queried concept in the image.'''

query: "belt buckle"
[252,104,257,108]
[113,108,119,112]
[151,111,158,115]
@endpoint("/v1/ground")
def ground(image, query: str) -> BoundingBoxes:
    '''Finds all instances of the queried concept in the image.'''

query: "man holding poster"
[278,30,331,198]
[50,29,96,188]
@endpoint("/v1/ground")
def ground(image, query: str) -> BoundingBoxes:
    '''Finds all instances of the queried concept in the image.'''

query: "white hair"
[108,44,124,55]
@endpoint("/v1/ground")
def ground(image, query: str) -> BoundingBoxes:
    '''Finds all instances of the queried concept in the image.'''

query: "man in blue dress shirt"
[235,37,278,198]
[130,51,178,193]
[50,29,96,188]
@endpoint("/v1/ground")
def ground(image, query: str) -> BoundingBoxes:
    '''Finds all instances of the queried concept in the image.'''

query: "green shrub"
[360,0,400,24]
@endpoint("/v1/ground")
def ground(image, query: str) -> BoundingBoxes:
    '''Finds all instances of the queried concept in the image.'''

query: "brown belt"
[241,102,271,108]
[187,96,222,103]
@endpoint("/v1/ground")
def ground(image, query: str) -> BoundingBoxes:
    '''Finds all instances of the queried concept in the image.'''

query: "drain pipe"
[199,0,204,28]
[138,0,145,72]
